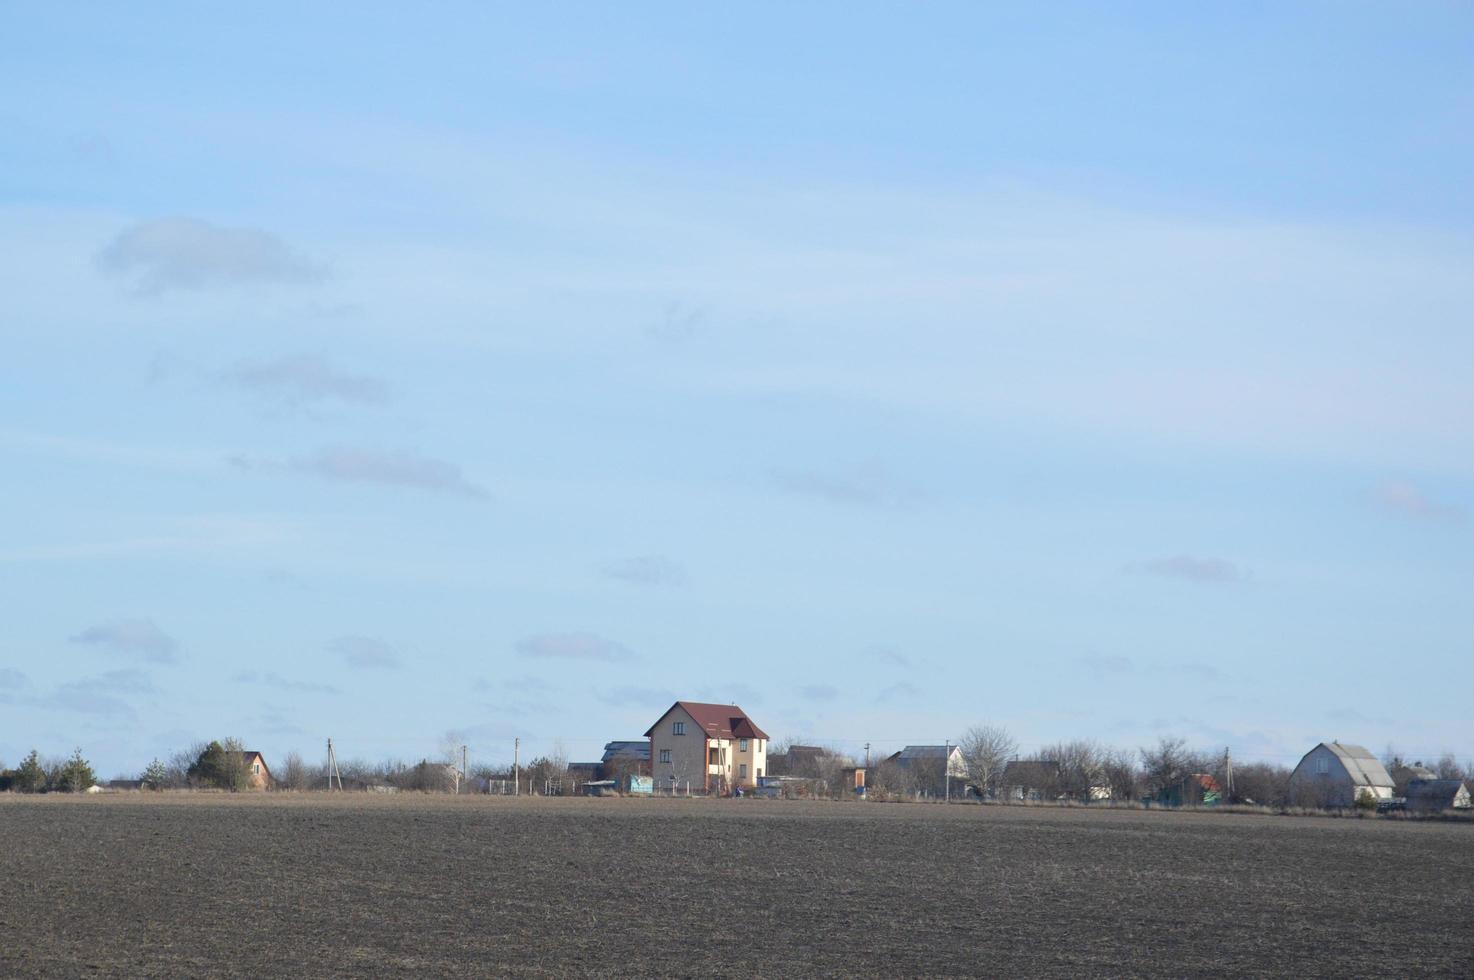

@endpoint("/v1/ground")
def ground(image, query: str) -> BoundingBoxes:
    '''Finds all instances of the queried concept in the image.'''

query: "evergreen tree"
[54,748,96,793]
[14,750,46,793]
[142,758,168,790]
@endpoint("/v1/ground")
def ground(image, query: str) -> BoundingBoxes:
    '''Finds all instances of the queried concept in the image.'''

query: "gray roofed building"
[601,741,651,764]
[1288,742,1395,808]
[1404,778,1472,812]
[884,745,968,796]
[1391,764,1437,796]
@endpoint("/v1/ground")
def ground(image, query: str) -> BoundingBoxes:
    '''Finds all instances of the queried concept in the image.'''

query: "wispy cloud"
[97,217,324,294]
[516,632,633,662]
[33,670,155,720]
[646,301,705,344]
[798,684,839,702]
[232,670,341,695]
[598,555,688,587]
[0,668,30,691]
[63,668,155,695]
[866,645,914,669]
[1079,654,1134,677]
[230,447,488,498]
[329,635,402,670]
[696,684,763,707]
[1079,655,1222,680]
[769,462,918,508]
[1376,480,1463,523]
[875,681,922,704]
[595,684,674,707]
[1132,554,1248,585]
[221,354,391,408]
[69,618,179,663]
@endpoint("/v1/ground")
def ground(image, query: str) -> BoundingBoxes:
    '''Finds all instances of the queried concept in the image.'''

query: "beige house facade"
[645,701,769,793]
[239,751,271,790]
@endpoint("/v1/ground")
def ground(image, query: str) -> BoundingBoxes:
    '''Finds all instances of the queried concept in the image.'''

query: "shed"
[1155,773,1222,808]
[1404,779,1472,812]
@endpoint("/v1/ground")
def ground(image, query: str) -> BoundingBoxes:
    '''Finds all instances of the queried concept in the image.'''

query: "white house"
[886,745,969,796]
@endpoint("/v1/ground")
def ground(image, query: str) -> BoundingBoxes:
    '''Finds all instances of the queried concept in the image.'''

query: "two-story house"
[645,701,768,794]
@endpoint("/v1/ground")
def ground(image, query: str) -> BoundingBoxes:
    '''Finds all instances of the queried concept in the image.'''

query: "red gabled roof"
[644,701,769,741]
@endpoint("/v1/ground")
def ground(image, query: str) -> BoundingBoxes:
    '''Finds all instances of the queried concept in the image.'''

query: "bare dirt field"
[1,794,1471,978]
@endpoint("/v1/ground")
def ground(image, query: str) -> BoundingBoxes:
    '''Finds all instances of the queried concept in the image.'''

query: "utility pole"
[1225,747,1234,802]
[864,742,871,768]
[325,736,341,789]
[944,740,951,803]
[513,737,520,796]
[461,744,468,795]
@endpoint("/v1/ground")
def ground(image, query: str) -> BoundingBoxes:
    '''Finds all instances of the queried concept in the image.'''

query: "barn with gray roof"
[1287,741,1395,808]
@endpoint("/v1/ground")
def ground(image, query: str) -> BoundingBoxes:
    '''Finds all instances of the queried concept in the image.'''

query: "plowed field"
[1,795,1470,977]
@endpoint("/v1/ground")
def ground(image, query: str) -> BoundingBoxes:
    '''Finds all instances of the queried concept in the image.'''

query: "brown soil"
[1,794,1470,977]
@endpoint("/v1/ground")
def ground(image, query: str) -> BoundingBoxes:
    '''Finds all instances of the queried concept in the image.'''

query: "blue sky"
[3,3,1471,777]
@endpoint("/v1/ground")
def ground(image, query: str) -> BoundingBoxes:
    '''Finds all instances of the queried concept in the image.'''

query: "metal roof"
[1322,742,1394,789]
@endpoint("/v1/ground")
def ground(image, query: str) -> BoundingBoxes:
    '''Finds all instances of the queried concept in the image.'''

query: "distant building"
[238,751,272,790]
[886,745,968,796]
[769,745,826,776]
[645,701,769,793]
[1287,742,1394,808]
[1154,773,1222,808]
[1002,759,1062,801]
[1404,779,1472,812]
[567,762,601,786]
[1390,764,1437,797]
[599,741,651,780]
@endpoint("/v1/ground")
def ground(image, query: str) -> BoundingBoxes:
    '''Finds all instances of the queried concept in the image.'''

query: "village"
[8,699,1471,815]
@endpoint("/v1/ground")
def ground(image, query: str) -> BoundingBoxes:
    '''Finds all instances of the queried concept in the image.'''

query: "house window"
[673,721,686,736]
[739,738,749,752]
[1316,758,1329,775]
[659,749,672,764]
[739,763,748,778]
[252,763,260,774]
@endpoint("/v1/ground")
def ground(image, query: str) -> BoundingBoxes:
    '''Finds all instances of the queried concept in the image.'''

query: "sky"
[3,3,1472,778]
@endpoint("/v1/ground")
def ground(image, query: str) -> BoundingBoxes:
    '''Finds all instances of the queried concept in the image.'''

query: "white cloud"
[232,670,341,695]
[1133,555,1248,585]
[329,635,402,670]
[231,447,488,498]
[1376,480,1463,523]
[769,461,919,508]
[598,555,688,587]
[69,618,179,663]
[222,354,391,408]
[97,217,324,293]
[516,632,633,662]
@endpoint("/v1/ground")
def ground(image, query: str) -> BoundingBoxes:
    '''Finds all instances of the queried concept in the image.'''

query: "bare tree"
[1434,753,1466,781]
[1139,736,1207,796]
[1231,761,1292,807]
[278,751,312,791]
[958,724,1016,798]
[1099,748,1141,802]
[1041,740,1107,800]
